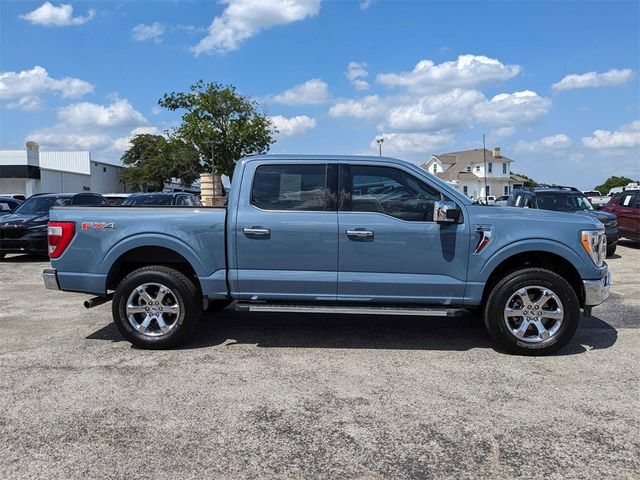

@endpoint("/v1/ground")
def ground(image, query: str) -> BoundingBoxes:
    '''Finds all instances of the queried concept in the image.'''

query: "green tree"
[121,134,201,191]
[513,172,539,187]
[594,176,637,195]
[158,81,275,178]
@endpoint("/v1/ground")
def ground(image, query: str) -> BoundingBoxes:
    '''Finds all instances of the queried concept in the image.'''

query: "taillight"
[48,221,75,258]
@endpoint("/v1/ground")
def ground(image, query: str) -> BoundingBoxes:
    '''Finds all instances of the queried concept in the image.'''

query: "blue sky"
[1,0,639,189]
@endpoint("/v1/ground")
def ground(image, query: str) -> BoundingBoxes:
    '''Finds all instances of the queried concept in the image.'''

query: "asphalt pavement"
[0,241,638,479]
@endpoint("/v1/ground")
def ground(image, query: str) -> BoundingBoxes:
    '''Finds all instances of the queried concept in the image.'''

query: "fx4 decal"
[81,222,115,231]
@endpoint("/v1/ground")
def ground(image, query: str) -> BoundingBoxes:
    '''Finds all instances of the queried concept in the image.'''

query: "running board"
[236,303,464,317]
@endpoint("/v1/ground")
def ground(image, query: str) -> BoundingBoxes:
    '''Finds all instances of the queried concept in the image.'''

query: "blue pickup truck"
[43,155,611,355]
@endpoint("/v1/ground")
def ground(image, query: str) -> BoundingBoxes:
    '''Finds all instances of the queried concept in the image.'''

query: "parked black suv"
[121,192,202,206]
[507,186,619,257]
[0,197,23,217]
[0,192,107,259]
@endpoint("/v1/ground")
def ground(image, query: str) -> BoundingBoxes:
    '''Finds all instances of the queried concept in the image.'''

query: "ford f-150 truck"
[43,155,611,355]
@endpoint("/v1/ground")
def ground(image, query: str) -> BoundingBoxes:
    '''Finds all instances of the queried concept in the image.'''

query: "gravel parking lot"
[1,242,639,479]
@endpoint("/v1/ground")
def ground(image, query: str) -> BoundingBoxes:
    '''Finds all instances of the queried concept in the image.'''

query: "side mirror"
[434,200,461,223]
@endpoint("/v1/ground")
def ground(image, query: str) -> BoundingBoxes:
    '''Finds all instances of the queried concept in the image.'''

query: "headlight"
[581,230,606,267]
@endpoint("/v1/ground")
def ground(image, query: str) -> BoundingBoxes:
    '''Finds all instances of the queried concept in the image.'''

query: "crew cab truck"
[43,155,611,355]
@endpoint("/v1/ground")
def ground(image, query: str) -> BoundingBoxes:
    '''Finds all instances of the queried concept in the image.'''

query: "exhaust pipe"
[84,294,113,309]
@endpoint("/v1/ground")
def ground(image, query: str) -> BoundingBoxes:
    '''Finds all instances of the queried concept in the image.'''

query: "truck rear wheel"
[112,265,201,349]
[483,268,580,356]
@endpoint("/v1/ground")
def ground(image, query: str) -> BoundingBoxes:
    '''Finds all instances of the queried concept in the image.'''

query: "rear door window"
[251,164,328,211]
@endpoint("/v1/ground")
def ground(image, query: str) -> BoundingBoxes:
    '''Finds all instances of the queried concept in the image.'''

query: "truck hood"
[0,212,48,227]
[470,205,604,230]
[582,210,616,224]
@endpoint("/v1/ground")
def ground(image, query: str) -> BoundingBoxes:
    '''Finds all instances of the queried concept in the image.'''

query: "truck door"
[337,163,469,304]
[233,161,338,301]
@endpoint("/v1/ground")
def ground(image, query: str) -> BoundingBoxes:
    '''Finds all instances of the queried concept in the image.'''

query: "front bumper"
[583,268,611,306]
[43,269,60,290]
[0,233,47,255]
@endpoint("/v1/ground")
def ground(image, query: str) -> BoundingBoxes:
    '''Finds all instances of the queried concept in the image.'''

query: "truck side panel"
[50,207,227,296]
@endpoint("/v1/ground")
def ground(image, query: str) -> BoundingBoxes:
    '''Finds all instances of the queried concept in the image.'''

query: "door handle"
[243,227,270,239]
[346,229,374,241]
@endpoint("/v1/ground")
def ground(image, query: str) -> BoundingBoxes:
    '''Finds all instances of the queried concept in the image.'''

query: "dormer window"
[475,166,480,172]
[466,166,471,172]
[433,164,437,173]
[502,162,507,174]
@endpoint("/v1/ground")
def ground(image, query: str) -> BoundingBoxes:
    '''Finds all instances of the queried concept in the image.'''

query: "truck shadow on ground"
[0,254,49,263]
[87,309,618,355]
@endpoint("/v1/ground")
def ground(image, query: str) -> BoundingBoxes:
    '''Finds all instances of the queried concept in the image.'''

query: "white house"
[421,147,525,199]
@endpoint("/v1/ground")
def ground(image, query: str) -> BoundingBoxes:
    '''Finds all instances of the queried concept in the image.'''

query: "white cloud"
[387,89,485,131]
[27,98,150,159]
[514,134,572,154]
[329,95,384,120]
[360,0,374,9]
[111,127,161,151]
[58,99,148,128]
[346,62,367,81]
[369,132,454,158]
[0,66,93,111]
[6,96,43,111]
[330,89,551,133]
[581,121,640,149]
[270,115,316,137]
[20,1,95,27]
[192,0,320,55]
[474,90,551,126]
[491,126,516,139]
[271,79,329,105]
[29,129,113,151]
[552,68,635,92]
[352,79,370,91]
[376,54,520,93]
[132,22,165,43]
[346,61,369,90]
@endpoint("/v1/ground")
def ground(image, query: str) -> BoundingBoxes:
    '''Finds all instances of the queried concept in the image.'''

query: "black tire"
[112,265,201,349]
[204,299,232,312]
[483,268,580,356]
[606,244,617,257]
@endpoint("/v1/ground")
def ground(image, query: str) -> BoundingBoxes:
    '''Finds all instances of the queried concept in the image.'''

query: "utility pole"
[376,137,384,156]
[483,134,488,202]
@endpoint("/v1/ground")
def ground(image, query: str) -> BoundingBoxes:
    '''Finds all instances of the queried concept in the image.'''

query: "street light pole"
[376,137,384,157]
[483,134,488,203]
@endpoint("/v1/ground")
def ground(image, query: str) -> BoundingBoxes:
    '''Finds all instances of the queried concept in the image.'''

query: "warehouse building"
[0,142,126,197]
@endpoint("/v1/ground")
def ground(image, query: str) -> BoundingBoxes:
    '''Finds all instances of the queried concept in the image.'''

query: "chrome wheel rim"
[503,285,564,344]
[126,282,181,337]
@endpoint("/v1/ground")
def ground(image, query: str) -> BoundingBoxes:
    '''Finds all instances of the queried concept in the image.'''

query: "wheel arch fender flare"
[100,233,209,277]
[477,238,589,283]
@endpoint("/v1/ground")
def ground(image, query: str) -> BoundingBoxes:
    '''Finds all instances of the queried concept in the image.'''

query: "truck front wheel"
[484,268,580,356]
[112,265,201,349]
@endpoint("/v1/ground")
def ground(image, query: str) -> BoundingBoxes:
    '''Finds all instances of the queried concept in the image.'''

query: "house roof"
[423,148,515,181]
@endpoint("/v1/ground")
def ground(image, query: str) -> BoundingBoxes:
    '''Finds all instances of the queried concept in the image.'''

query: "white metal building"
[0,142,126,197]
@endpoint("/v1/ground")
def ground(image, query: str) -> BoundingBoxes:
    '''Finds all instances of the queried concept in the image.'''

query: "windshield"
[13,196,71,215]
[536,192,593,212]
[122,195,172,206]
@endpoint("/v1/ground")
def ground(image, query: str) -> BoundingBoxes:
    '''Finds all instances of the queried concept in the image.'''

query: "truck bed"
[49,206,227,296]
